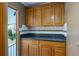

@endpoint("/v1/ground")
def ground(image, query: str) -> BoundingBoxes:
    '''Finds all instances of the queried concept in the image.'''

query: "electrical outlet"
[77,42,79,47]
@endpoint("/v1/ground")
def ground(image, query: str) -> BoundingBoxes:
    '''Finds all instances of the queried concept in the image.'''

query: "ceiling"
[21,2,48,7]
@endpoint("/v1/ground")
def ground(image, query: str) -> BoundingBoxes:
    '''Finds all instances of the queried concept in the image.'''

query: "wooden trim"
[2,3,6,56]
[4,3,8,56]
[8,5,17,11]
[16,10,20,56]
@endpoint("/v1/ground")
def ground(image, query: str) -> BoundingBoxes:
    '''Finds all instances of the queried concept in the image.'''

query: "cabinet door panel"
[50,4,54,25]
[20,40,29,56]
[42,4,52,25]
[40,46,51,56]
[55,47,65,56]
[26,8,34,26]
[20,44,29,56]
[34,7,41,26]
[54,5,64,25]
[29,45,39,56]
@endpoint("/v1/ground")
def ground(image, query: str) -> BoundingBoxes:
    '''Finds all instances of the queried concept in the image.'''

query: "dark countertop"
[20,33,66,42]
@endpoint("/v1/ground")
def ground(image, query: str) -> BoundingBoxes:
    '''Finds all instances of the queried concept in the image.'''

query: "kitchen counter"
[20,33,66,42]
[20,30,67,37]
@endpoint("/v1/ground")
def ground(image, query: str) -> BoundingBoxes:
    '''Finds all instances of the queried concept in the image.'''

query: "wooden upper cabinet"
[33,7,41,26]
[25,3,65,26]
[42,4,53,26]
[42,3,64,26]
[26,8,34,27]
[54,3,64,25]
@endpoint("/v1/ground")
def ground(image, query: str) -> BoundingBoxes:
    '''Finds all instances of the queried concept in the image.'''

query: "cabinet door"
[54,4,64,25]
[54,47,66,56]
[40,46,51,56]
[26,8,34,27]
[42,4,53,26]
[20,44,29,56]
[20,40,29,56]
[29,45,39,56]
[34,7,41,26]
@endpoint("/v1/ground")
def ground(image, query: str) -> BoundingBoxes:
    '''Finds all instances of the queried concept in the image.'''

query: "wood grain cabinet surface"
[54,47,66,56]
[25,3,65,27]
[0,3,6,56]
[20,39,30,56]
[54,3,64,25]
[33,7,41,26]
[20,39,66,56]
[29,45,39,56]
[26,8,34,27]
[40,46,51,56]
[42,4,53,26]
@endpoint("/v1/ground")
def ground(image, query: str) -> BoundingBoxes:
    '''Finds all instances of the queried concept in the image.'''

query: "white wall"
[65,2,79,56]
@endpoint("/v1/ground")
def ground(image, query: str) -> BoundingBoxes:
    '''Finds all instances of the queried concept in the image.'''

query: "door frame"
[7,6,20,56]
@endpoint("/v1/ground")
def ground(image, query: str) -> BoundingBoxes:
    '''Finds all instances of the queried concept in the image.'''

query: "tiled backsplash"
[28,23,67,31]
[30,26,64,30]
[19,23,67,31]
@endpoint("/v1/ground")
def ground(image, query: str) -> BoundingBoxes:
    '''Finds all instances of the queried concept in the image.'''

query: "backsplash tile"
[27,23,67,31]
[19,23,67,32]
[30,26,64,30]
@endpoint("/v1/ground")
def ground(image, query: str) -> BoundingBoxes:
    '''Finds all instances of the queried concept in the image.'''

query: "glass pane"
[8,7,16,56]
